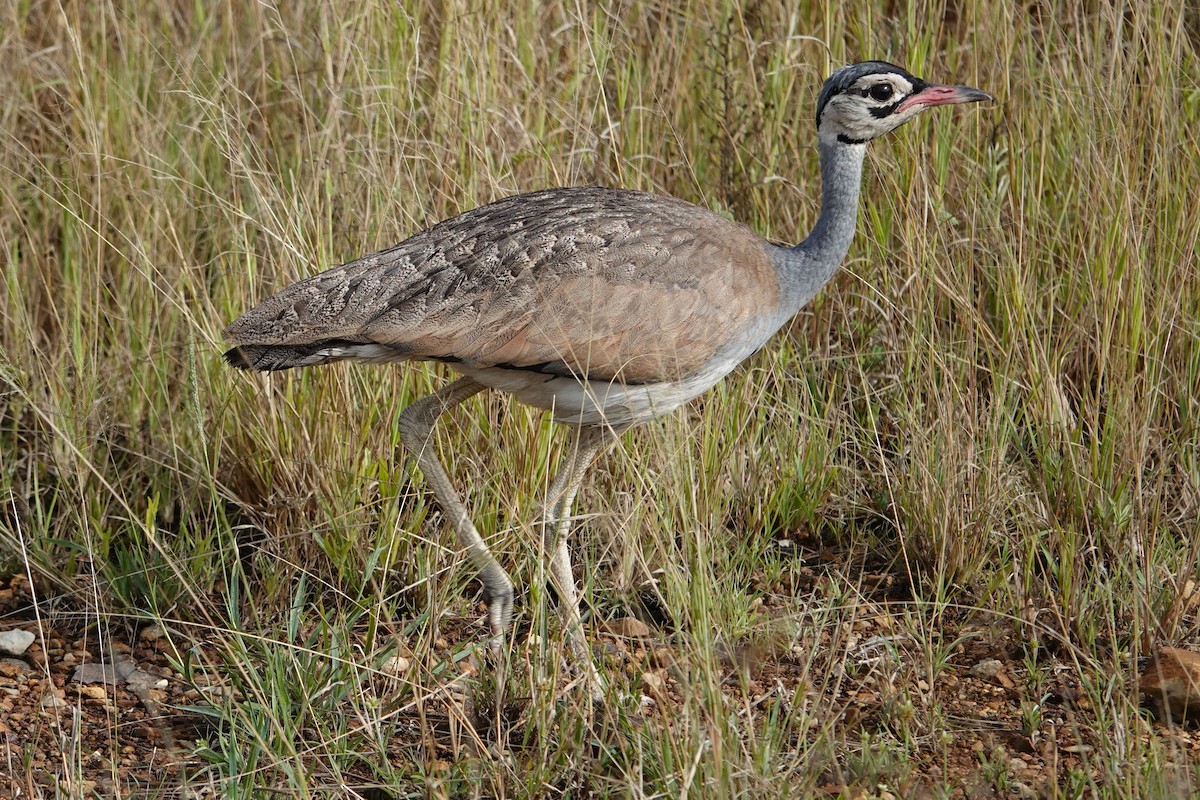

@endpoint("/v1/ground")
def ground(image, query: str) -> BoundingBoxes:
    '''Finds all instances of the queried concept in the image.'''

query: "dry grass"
[2,0,1199,797]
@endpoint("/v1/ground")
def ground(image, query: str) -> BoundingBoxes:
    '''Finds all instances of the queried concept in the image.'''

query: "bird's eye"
[867,84,894,102]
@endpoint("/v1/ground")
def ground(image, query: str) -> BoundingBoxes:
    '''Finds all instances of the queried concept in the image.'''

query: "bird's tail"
[223,344,321,371]
[223,341,404,371]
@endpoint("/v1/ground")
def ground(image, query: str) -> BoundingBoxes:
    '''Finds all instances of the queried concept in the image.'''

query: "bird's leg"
[540,425,618,695]
[397,377,515,647]
[539,442,577,541]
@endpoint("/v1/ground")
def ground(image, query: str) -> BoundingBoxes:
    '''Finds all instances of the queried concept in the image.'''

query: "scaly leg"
[541,425,619,694]
[397,377,515,646]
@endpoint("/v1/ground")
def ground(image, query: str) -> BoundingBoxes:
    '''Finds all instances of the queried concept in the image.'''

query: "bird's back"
[224,187,780,385]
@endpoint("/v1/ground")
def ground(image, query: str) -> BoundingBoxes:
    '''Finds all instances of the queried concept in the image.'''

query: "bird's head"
[816,61,991,145]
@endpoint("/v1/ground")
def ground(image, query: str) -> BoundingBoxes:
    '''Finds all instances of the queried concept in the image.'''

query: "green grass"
[3,0,1199,796]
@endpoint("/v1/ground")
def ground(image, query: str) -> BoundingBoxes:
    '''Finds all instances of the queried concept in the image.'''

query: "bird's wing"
[224,187,780,383]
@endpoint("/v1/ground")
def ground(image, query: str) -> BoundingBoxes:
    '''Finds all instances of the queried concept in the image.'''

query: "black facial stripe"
[869,101,902,119]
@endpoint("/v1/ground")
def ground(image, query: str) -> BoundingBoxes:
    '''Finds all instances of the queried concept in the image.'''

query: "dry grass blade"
[1,1,1199,797]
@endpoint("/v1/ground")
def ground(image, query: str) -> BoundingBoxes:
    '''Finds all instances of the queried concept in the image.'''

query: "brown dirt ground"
[1,569,1197,799]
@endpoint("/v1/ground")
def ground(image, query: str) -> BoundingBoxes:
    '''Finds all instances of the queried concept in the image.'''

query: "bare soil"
[1,570,1196,799]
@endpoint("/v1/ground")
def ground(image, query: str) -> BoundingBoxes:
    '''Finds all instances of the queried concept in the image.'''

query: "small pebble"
[606,617,651,638]
[0,630,35,656]
[40,692,66,709]
[968,658,1004,679]
[381,655,411,676]
[0,659,29,678]
[140,624,166,642]
[1009,781,1038,800]
[641,670,666,695]
[649,647,677,668]
[74,685,107,701]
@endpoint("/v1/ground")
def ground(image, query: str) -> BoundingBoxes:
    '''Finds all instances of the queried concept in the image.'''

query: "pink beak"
[897,83,992,113]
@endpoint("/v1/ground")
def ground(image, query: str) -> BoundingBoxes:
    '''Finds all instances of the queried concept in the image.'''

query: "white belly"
[450,328,774,428]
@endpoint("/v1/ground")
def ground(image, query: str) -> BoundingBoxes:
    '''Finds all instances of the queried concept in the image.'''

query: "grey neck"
[772,137,867,313]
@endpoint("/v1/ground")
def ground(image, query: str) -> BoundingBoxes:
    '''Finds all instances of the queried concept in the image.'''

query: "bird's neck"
[774,135,867,313]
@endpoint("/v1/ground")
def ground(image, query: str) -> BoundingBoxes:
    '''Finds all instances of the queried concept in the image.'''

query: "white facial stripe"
[850,74,914,103]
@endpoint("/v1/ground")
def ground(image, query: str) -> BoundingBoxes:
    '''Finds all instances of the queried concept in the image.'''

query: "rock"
[41,691,66,709]
[594,640,625,662]
[649,647,677,669]
[377,652,409,677]
[73,656,165,695]
[139,624,166,642]
[74,684,108,700]
[1009,781,1038,800]
[968,658,1004,679]
[0,658,29,678]
[1141,647,1200,721]
[641,669,667,697]
[124,669,168,692]
[72,663,121,685]
[0,629,35,656]
[606,617,651,638]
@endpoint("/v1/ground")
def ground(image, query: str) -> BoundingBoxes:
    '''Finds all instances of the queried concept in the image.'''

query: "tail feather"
[222,341,406,372]
[223,346,258,370]
[222,344,318,371]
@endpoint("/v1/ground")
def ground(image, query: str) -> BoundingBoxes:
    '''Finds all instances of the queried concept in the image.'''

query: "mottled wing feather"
[224,187,779,383]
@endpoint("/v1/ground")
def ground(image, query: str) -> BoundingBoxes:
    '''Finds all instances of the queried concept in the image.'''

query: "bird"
[223,61,990,689]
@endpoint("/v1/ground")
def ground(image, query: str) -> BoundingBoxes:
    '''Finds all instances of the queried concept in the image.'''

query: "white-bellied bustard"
[224,61,990,695]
